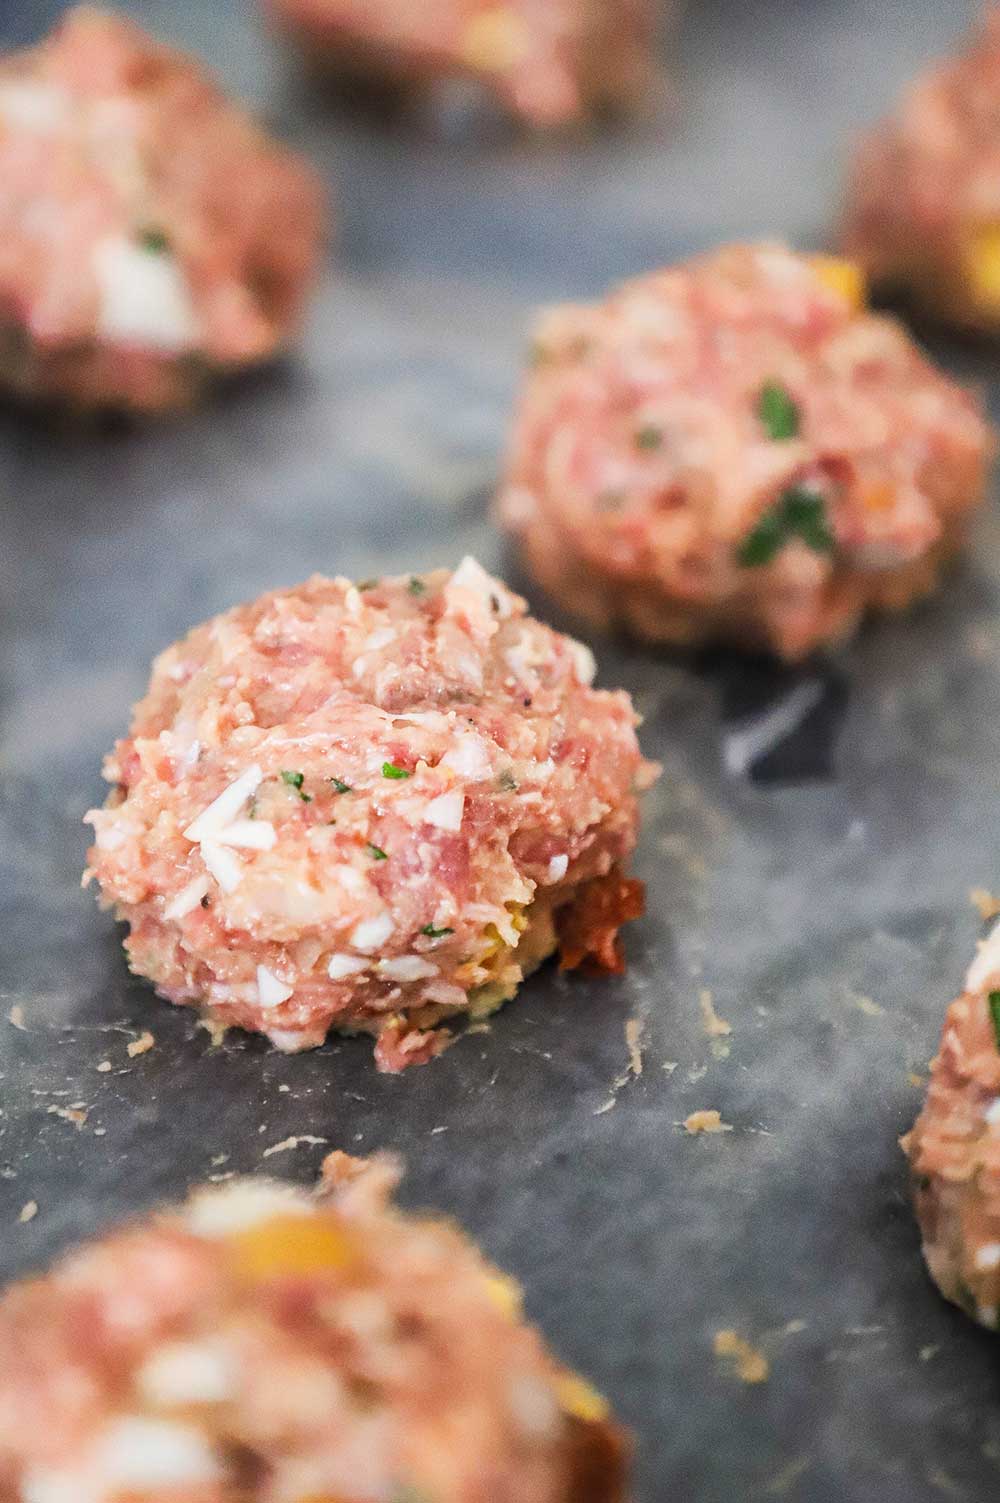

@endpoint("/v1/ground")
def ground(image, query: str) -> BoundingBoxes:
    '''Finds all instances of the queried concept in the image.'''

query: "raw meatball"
[264,0,661,130]
[843,9,1000,334]
[0,7,323,413]
[84,560,655,1070]
[906,922,1000,1331]
[498,242,992,662]
[0,1154,629,1503]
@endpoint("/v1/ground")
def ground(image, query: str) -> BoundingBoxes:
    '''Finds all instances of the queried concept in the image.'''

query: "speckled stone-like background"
[2,2,1000,1498]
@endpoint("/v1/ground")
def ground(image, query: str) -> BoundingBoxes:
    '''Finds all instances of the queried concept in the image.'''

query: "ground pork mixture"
[84,559,656,1070]
[264,0,660,129]
[906,921,1000,1331]
[0,6,323,412]
[0,1154,630,1503]
[498,242,992,661]
[843,8,1000,333]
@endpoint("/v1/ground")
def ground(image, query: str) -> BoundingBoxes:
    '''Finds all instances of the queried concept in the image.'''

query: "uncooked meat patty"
[84,560,655,1070]
[0,1154,629,1502]
[264,0,660,130]
[906,922,1000,1331]
[0,7,323,413]
[498,242,992,662]
[842,9,1000,334]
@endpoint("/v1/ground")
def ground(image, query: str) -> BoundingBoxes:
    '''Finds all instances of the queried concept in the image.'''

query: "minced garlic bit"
[713,1329,769,1384]
[256,965,293,1009]
[328,953,369,980]
[683,1109,732,1135]
[127,1031,155,1058]
[18,1200,38,1224]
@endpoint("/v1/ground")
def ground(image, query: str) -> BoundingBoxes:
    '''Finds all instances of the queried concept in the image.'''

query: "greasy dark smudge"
[701,648,849,785]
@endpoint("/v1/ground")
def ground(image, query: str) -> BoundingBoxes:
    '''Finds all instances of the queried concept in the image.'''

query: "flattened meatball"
[907,923,1000,1330]
[265,0,661,130]
[84,560,656,1070]
[499,243,992,662]
[843,9,1000,334]
[0,1155,630,1503]
[0,7,323,413]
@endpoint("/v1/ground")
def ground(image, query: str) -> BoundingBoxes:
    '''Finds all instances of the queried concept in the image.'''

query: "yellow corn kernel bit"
[484,1271,524,1321]
[860,481,895,514]
[480,922,506,961]
[809,255,866,310]
[966,226,1000,309]
[229,1213,356,1281]
[554,1371,610,1424]
[461,8,531,72]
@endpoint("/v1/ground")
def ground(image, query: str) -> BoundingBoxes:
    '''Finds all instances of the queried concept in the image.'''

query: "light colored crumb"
[47,1104,87,1128]
[210,1153,229,1168]
[262,1134,327,1159]
[198,1017,228,1047]
[851,992,884,1018]
[624,1017,645,1078]
[699,988,732,1038]
[662,1060,678,1074]
[8,1006,25,1031]
[908,1072,926,1089]
[96,1060,112,1073]
[971,887,1000,921]
[919,1343,939,1362]
[714,1329,769,1383]
[683,1109,733,1135]
[127,1031,155,1058]
[18,1201,37,1224]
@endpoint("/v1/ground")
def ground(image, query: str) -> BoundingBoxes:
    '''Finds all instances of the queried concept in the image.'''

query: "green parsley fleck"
[989,991,1000,1051]
[329,777,352,794]
[357,578,378,591]
[365,842,388,861]
[420,924,454,939]
[634,424,664,452]
[737,486,834,568]
[758,381,800,442]
[497,769,519,792]
[138,227,169,254]
[382,762,411,780]
[408,576,426,595]
[280,769,311,802]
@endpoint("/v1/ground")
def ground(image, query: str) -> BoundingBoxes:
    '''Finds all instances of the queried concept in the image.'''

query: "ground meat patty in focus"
[906,923,1000,1331]
[842,9,1000,334]
[0,1154,630,1503]
[498,242,992,662]
[84,559,656,1070]
[0,6,323,413]
[264,0,661,130]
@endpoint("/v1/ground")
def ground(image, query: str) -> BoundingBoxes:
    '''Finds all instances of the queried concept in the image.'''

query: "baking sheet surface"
[3,3,1000,1498]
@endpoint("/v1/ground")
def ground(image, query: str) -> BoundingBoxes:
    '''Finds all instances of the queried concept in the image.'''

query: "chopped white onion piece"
[184,766,263,842]
[328,953,370,980]
[967,921,1000,993]
[256,965,293,1009]
[377,956,439,982]
[546,853,569,884]
[350,911,394,952]
[138,1341,234,1407]
[199,841,243,894]
[93,235,200,352]
[215,818,276,851]
[424,790,465,831]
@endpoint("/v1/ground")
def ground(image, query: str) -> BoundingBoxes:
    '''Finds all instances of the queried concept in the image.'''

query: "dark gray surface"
[2,1,1000,1499]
